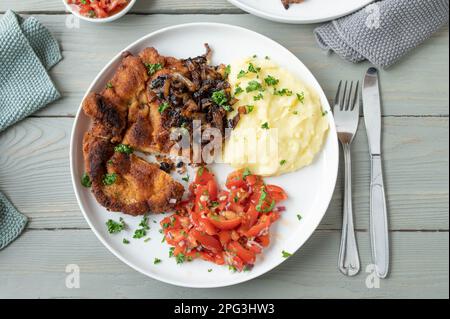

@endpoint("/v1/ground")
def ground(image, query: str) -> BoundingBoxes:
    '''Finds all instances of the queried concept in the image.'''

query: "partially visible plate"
[70,23,339,288]
[228,0,374,24]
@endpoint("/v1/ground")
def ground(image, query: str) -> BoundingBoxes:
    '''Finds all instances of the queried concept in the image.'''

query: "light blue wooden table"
[0,0,448,299]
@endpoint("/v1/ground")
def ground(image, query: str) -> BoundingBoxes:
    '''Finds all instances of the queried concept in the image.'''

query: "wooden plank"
[0,229,447,299]
[0,0,240,14]
[0,117,448,230]
[0,14,446,116]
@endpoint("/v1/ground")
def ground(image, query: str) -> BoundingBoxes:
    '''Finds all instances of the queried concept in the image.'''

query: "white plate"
[228,0,374,24]
[70,23,339,288]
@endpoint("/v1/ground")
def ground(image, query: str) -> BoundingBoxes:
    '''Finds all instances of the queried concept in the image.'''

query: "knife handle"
[369,154,389,278]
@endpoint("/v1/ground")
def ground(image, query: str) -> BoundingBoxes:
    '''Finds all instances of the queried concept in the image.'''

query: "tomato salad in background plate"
[64,0,135,22]
[160,167,288,271]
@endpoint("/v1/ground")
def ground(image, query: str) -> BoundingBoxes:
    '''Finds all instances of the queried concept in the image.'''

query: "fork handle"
[338,144,361,276]
[369,154,389,278]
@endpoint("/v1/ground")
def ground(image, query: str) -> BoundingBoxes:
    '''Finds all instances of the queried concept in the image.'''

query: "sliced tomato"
[194,167,215,185]
[190,230,222,254]
[228,241,256,265]
[225,169,247,189]
[198,218,217,236]
[218,231,232,246]
[245,215,271,237]
[257,234,270,247]
[266,185,288,202]
[208,215,242,230]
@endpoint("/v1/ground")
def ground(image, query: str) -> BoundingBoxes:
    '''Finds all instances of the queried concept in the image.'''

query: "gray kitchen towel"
[314,0,449,68]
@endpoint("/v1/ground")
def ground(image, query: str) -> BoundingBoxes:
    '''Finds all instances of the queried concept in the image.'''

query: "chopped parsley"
[246,81,263,93]
[228,265,237,272]
[255,188,276,213]
[322,110,329,117]
[297,214,302,221]
[212,90,228,106]
[208,269,213,273]
[282,250,293,258]
[280,160,287,166]
[139,215,150,230]
[158,102,170,113]
[264,75,279,86]
[103,173,117,185]
[248,63,261,74]
[105,82,113,89]
[133,228,147,239]
[222,104,233,112]
[123,238,130,244]
[88,10,96,18]
[296,92,305,103]
[145,63,163,76]
[237,70,247,79]
[114,144,133,154]
[274,88,293,96]
[243,167,252,179]
[81,173,92,188]
[246,105,255,113]
[261,122,270,129]
[106,218,125,234]
[235,86,244,95]
[176,253,186,264]
[169,247,175,258]
[253,93,264,101]
[154,258,162,265]
[198,166,205,177]
[182,175,190,182]
[224,65,231,78]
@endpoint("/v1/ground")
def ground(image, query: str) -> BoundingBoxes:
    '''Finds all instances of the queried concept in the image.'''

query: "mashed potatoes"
[223,56,329,176]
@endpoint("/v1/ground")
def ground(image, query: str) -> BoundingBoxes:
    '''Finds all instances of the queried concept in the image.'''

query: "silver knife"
[362,67,389,279]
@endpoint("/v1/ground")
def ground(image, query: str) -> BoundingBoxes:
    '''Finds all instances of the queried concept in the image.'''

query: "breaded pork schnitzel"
[82,46,235,216]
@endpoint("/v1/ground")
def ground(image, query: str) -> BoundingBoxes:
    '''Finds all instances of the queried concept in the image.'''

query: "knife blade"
[363,67,389,279]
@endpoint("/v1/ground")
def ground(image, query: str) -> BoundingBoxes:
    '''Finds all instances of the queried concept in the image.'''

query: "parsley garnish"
[255,188,275,213]
[154,258,162,265]
[261,122,269,129]
[280,160,287,166]
[139,215,150,230]
[253,93,264,101]
[248,63,261,74]
[114,144,133,154]
[296,92,305,103]
[224,65,231,78]
[176,253,186,264]
[264,75,279,86]
[106,218,125,234]
[198,167,205,177]
[105,82,113,89]
[282,250,292,258]
[243,168,252,179]
[123,238,130,244]
[169,247,175,258]
[145,63,163,76]
[182,175,190,182]
[322,110,329,117]
[81,173,92,188]
[158,102,170,113]
[212,90,228,106]
[208,269,213,272]
[235,86,244,95]
[274,88,293,96]
[297,214,302,221]
[246,105,255,113]
[103,173,117,185]
[133,228,146,239]
[237,70,247,79]
[246,81,263,93]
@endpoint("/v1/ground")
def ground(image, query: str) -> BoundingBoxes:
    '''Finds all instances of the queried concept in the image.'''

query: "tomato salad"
[160,167,288,271]
[67,0,131,19]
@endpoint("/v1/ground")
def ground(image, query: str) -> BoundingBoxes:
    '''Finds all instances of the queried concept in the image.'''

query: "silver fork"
[334,80,361,276]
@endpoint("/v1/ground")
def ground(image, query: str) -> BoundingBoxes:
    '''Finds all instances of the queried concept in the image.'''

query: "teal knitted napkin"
[0,10,62,249]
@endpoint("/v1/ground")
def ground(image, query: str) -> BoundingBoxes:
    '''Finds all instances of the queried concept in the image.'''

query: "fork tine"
[333,80,342,112]
[340,81,348,111]
[344,81,354,111]
[351,81,360,111]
